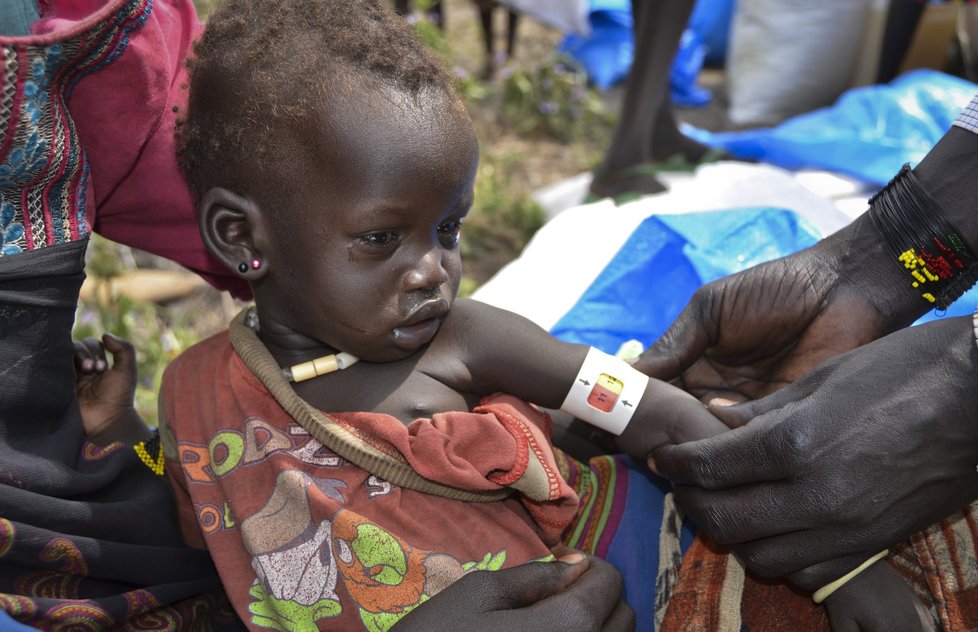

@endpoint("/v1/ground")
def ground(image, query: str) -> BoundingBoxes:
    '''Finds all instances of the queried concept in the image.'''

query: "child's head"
[179,0,479,362]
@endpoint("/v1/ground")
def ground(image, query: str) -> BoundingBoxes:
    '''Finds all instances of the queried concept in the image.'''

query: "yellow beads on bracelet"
[898,248,939,304]
[134,438,165,476]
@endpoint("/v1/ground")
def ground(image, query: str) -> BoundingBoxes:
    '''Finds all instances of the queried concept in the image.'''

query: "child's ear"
[198,187,269,279]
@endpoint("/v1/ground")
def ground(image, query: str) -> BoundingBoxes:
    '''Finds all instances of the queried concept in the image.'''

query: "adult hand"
[74,333,151,445]
[650,316,978,581]
[634,217,921,404]
[392,549,634,631]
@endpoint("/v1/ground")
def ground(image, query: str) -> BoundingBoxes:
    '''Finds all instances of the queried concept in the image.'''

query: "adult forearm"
[820,121,978,332]
[914,126,978,256]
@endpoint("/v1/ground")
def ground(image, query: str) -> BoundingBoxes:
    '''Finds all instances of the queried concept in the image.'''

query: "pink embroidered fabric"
[28,0,249,297]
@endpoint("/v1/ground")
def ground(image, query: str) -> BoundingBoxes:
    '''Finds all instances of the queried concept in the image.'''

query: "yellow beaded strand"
[134,440,165,476]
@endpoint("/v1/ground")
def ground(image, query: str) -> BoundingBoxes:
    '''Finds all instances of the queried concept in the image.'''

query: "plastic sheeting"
[472,162,856,333]
[549,207,821,352]
[545,203,977,353]
[690,70,978,185]
[557,0,732,102]
[558,4,632,90]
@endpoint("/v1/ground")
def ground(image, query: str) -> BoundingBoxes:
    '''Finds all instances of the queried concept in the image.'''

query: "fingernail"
[96,360,107,371]
[708,397,737,407]
[82,359,93,371]
[647,455,658,473]
[557,552,585,564]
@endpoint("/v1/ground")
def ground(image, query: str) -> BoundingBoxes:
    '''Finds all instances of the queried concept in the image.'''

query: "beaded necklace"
[244,308,359,382]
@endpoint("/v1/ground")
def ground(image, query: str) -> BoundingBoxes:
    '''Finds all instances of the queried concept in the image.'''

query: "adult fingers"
[101,333,136,376]
[707,368,824,428]
[479,553,591,609]
[519,553,625,628]
[634,297,714,381]
[601,599,636,632]
[74,337,107,373]
[784,554,882,592]
[670,480,813,545]
[648,410,796,488]
[731,530,873,580]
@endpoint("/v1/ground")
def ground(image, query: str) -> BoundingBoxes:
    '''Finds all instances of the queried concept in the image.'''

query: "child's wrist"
[559,347,649,437]
[812,549,889,604]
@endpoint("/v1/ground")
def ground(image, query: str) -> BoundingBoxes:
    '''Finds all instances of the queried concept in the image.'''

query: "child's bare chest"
[293,352,478,424]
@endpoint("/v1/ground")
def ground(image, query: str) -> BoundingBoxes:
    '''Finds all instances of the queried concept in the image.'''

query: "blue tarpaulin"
[690,70,978,186]
[551,207,821,351]
[558,0,733,103]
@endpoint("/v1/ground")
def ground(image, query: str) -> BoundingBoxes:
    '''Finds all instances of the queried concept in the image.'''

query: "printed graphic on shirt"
[176,421,511,631]
[240,471,508,631]
[176,418,342,485]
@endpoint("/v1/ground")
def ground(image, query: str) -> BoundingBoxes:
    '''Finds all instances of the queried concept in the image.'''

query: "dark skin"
[200,80,727,455]
[73,333,152,446]
[635,128,978,630]
[394,548,635,631]
[197,78,727,628]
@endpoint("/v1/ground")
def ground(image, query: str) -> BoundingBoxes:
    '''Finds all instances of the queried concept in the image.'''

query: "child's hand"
[616,378,729,463]
[822,559,935,632]
[74,334,149,444]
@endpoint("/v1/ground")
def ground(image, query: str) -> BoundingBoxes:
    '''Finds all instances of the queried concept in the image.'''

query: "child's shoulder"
[444,297,518,330]
[442,298,537,342]
[164,328,233,377]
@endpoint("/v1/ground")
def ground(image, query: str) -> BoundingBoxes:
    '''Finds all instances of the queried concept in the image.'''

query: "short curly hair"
[177,0,455,204]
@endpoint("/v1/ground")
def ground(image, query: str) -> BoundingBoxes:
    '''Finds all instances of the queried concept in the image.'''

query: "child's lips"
[391,317,441,350]
[392,298,448,350]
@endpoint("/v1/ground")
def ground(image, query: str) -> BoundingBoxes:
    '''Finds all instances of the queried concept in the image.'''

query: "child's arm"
[441,299,729,457]
[74,334,154,445]
[821,559,934,632]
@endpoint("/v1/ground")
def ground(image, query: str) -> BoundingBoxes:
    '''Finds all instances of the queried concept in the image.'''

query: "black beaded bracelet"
[868,163,978,309]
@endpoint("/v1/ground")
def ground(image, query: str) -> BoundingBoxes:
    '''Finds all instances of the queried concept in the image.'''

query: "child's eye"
[437,220,463,248]
[359,231,399,248]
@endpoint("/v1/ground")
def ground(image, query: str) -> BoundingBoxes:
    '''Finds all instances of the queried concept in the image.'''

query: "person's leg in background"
[590,0,712,199]
[474,0,520,79]
[876,0,927,84]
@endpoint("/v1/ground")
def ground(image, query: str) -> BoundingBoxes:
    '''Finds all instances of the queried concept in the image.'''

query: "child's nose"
[403,246,450,291]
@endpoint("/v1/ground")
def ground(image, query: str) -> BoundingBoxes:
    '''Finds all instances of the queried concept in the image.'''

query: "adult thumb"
[633,311,712,381]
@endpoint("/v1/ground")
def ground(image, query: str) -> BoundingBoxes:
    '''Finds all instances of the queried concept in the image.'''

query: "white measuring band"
[560,346,650,435]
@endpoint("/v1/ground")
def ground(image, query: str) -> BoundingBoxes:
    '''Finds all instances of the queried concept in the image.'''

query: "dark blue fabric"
[0,609,39,631]
[602,460,695,631]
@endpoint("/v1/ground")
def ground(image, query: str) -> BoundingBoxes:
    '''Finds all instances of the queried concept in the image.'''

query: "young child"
[157,0,933,630]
